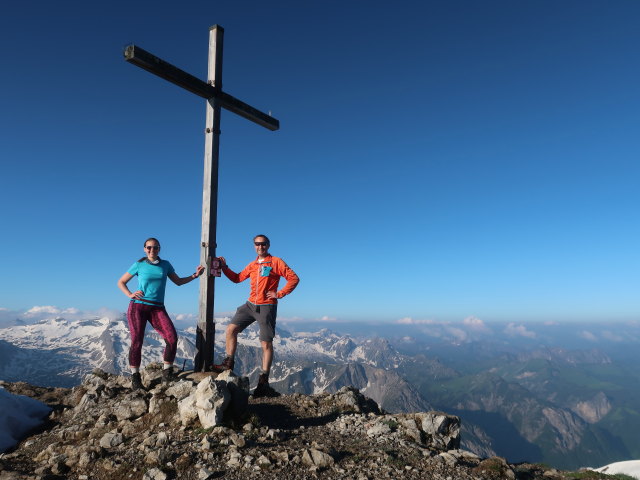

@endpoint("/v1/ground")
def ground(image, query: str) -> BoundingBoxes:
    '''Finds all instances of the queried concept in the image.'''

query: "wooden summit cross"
[124,25,279,372]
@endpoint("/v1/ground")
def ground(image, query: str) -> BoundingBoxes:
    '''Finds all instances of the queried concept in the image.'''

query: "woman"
[117,237,204,389]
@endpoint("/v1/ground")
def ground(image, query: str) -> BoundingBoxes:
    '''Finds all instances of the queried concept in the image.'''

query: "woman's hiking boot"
[212,356,235,373]
[131,372,144,390]
[252,373,280,398]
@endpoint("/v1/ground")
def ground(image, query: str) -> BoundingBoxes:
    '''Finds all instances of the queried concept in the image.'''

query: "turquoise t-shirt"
[127,259,175,305]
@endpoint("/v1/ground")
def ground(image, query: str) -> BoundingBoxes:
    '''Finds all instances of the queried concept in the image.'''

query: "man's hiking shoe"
[212,356,235,373]
[253,373,280,398]
[131,372,144,390]
[162,367,177,384]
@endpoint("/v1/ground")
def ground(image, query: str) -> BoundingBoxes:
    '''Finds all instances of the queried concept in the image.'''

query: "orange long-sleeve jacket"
[222,255,299,305]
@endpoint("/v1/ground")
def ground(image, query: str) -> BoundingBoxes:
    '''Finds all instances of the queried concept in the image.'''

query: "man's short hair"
[254,234,270,245]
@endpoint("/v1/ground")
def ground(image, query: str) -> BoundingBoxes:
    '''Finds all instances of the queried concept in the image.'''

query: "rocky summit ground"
[0,366,631,480]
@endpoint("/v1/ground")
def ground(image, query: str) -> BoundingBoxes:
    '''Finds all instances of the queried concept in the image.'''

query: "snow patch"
[592,460,640,480]
[0,387,51,452]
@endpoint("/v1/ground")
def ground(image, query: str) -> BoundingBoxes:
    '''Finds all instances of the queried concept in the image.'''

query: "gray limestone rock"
[418,411,461,450]
[301,448,335,469]
[99,432,124,448]
[333,386,381,414]
[366,421,392,437]
[216,370,250,418]
[178,392,199,426]
[113,397,147,420]
[195,377,230,428]
[229,432,246,447]
[197,466,214,480]
[257,454,272,467]
[143,467,167,480]
[165,380,195,400]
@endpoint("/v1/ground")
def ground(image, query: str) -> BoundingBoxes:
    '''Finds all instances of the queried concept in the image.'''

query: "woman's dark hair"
[138,237,162,262]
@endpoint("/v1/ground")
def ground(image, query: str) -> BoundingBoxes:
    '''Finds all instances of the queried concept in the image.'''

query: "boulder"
[113,397,147,421]
[143,467,167,480]
[178,392,198,426]
[99,432,124,448]
[165,381,194,401]
[301,448,335,469]
[333,386,381,414]
[216,370,250,418]
[195,377,230,428]
[417,411,461,450]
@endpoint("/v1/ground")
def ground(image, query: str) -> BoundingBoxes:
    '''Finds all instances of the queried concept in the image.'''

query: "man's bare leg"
[226,324,240,357]
[261,340,273,373]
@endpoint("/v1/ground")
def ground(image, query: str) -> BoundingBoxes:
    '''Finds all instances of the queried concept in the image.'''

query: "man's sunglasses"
[254,242,269,247]
[145,245,160,250]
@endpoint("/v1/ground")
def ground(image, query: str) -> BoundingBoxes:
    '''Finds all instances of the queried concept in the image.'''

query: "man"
[215,234,299,397]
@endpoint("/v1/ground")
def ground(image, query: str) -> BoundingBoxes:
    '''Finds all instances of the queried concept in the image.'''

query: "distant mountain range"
[0,316,434,413]
[2,314,640,469]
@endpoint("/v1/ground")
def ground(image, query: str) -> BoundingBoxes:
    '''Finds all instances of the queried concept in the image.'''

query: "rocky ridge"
[0,366,624,480]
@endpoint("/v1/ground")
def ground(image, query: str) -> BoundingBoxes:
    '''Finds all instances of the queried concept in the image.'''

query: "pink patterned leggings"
[127,302,178,367]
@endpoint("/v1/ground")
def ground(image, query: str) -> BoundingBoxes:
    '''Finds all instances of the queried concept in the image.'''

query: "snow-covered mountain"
[0,315,197,387]
[0,314,497,457]
[0,315,433,416]
[5,314,640,470]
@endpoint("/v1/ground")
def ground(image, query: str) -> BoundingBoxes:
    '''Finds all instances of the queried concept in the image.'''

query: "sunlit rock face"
[570,392,612,424]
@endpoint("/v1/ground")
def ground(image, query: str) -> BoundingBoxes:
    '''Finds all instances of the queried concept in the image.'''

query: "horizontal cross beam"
[124,44,279,131]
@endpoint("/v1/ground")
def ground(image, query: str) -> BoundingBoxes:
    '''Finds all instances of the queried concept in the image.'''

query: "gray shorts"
[230,302,277,342]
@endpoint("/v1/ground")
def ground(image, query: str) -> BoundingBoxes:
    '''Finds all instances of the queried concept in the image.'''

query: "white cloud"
[93,307,124,319]
[462,316,491,332]
[171,313,236,329]
[278,316,306,323]
[0,306,124,327]
[172,313,198,329]
[24,305,61,316]
[416,327,443,338]
[504,323,536,339]
[579,330,598,342]
[602,330,624,342]
[446,327,468,342]
[22,305,83,318]
[280,315,338,323]
[396,317,438,325]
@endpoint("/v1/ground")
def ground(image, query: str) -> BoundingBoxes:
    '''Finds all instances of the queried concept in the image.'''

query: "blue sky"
[1,1,638,324]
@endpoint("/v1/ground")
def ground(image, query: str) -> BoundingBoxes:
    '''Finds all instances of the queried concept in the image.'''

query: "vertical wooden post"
[194,25,224,372]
